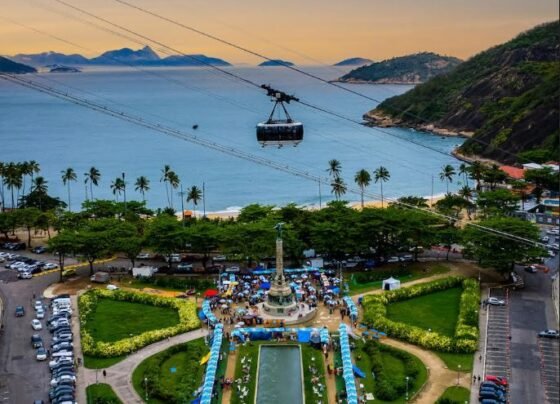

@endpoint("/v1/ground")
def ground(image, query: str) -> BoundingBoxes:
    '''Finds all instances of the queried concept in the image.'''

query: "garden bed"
[86,383,122,404]
[436,386,471,403]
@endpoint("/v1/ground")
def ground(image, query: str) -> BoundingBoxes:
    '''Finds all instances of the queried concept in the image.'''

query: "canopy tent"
[203,289,219,298]
[382,277,401,291]
[200,324,223,404]
[339,324,358,404]
[343,296,359,320]
[202,300,218,324]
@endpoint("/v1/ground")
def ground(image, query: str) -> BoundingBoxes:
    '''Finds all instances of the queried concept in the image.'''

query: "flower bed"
[79,288,200,357]
[362,277,479,353]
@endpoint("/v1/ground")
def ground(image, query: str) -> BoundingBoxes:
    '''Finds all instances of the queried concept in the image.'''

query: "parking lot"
[484,288,511,379]
[538,337,559,403]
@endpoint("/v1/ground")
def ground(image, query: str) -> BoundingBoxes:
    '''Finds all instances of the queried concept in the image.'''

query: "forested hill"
[368,21,560,164]
[0,56,36,74]
[337,52,462,84]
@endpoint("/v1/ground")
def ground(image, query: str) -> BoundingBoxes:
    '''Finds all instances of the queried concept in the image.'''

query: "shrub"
[362,277,479,353]
[79,289,200,357]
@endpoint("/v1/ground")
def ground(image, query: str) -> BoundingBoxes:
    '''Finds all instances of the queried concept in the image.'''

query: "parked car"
[43,263,58,270]
[36,347,48,361]
[213,255,227,262]
[34,300,44,311]
[32,246,48,254]
[15,306,25,317]
[18,271,33,279]
[485,375,508,386]
[49,357,74,369]
[176,263,193,272]
[486,297,506,306]
[169,253,182,263]
[136,252,152,260]
[31,319,42,330]
[387,256,400,263]
[480,381,506,392]
[36,308,45,319]
[524,265,538,273]
[225,266,240,273]
[52,342,73,351]
[50,374,76,387]
[538,329,560,339]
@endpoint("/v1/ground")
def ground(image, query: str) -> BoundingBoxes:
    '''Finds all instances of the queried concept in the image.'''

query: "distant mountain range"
[334,57,373,66]
[259,59,294,67]
[0,56,36,74]
[11,46,231,67]
[367,21,559,164]
[337,52,462,84]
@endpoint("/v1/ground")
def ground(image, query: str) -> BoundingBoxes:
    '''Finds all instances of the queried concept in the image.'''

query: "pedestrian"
[103,370,106,378]
[473,375,476,383]
[479,354,482,361]
[478,376,481,382]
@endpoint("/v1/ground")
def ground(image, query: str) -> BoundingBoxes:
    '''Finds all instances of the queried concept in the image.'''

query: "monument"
[262,223,298,315]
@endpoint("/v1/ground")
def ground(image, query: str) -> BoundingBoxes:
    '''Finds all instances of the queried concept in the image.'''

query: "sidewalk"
[470,286,489,404]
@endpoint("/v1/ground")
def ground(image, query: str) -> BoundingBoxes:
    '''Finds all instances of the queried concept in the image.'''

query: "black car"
[31,334,43,348]
[11,242,26,251]
[32,246,47,254]
[15,306,25,317]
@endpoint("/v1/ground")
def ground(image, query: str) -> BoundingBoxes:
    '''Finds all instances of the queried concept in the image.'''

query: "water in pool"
[256,345,303,404]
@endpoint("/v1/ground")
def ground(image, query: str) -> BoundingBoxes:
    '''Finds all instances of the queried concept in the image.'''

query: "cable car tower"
[256,84,303,148]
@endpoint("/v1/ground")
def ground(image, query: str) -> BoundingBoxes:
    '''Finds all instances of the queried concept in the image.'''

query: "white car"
[546,228,560,235]
[225,266,240,273]
[36,308,45,319]
[36,347,48,361]
[18,271,33,280]
[213,255,227,262]
[50,374,76,387]
[548,250,556,257]
[43,263,58,270]
[387,256,400,263]
[49,357,73,369]
[31,319,42,330]
[8,261,26,269]
[136,252,152,259]
[550,243,559,251]
[169,254,182,263]
[487,297,506,306]
[106,284,119,291]
[34,301,44,311]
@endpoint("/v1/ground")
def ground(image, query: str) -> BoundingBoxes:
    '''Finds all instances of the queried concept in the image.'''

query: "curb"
[32,257,116,277]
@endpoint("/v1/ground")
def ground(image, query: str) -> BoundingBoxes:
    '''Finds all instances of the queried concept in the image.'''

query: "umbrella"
[219,299,226,303]
[221,304,228,309]
[203,289,219,298]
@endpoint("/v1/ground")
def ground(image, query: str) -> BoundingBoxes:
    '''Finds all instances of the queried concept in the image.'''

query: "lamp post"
[144,377,148,401]
[405,376,409,402]
[122,172,126,215]
[178,184,186,226]
[457,364,461,385]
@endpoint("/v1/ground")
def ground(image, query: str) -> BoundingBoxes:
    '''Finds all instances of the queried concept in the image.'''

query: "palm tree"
[326,159,342,179]
[468,161,484,191]
[160,165,172,207]
[84,167,101,200]
[32,176,48,210]
[3,163,22,209]
[19,161,31,199]
[167,171,180,210]
[458,163,469,187]
[374,166,390,208]
[0,162,5,211]
[439,164,456,194]
[134,176,150,201]
[110,177,125,201]
[61,168,77,211]
[458,185,473,201]
[331,176,347,200]
[28,160,40,182]
[354,169,371,208]
[187,185,203,214]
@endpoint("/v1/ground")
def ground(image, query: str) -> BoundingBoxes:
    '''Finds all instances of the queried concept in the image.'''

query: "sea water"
[0,66,463,212]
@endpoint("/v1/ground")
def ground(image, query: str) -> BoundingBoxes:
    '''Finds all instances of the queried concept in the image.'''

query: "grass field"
[437,386,471,403]
[435,351,474,372]
[85,297,180,343]
[84,355,126,369]
[86,383,122,404]
[132,338,209,403]
[386,287,462,337]
[351,340,428,403]
[349,263,450,295]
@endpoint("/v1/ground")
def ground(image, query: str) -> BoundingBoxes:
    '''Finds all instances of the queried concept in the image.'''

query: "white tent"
[382,277,401,291]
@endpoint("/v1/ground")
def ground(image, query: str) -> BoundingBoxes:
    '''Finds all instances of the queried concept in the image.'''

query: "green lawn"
[85,297,180,343]
[352,340,428,403]
[386,287,462,337]
[435,352,474,372]
[436,386,471,403]
[349,263,450,295]
[231,341,327,404]
[86,383,122,404]
[132,338,209,404]
[84,355,126,369]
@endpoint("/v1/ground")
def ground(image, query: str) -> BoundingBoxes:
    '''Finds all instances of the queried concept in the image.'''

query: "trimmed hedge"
[363,340,422,401]
[363,277,480,353]
[79,289,200,357]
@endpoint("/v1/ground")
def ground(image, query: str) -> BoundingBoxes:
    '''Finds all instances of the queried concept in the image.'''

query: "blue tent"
[353,365,365,378]
[297,330,311,343]
[259,282,271,290]
[198,310,207,320]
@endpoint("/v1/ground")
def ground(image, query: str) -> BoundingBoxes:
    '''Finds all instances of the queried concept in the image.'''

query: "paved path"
[80,328,208,403]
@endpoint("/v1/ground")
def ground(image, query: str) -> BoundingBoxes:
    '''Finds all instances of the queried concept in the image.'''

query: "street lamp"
[457,364,461,385]
[144,377,148,401]
[405,376,409,402]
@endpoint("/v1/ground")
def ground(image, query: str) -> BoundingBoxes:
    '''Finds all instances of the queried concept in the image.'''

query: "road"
[508,226,558,404]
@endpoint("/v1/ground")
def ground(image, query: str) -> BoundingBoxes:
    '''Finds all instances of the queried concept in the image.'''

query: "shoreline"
[363,111,474,139]
[329,79,420,85]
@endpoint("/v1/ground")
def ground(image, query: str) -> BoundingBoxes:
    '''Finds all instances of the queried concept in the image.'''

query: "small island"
[259,59,294,67]
[334,57,373,66]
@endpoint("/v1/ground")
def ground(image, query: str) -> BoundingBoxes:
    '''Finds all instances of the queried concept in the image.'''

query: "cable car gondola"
[257,84,303,148]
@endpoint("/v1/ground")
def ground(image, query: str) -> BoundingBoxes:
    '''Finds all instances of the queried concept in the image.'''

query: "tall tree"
[48,230,77,282]
[0,162,5,211]
[326,159,342,179]
[354,169,371,208]
[458,163,470,187]
[374,166,390,208]
[186,185,203,213]
[3,162,22,209]
[84,167,101,200]
[31,176,48,211]
[61,168,77,211]
[134,176,150,201]
[468,161,484,191]
[110,177,125,202]
[331,176,347,201]
[160,165,172,207]
[167,171,180,210]
[439,164,456,194]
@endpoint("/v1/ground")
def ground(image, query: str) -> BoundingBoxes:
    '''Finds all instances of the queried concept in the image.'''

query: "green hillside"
[369,21,559,164]
[0,56,36,74]
[338,52,462,84]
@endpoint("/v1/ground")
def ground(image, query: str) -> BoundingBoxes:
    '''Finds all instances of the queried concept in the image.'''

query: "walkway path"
[80,328,208,403]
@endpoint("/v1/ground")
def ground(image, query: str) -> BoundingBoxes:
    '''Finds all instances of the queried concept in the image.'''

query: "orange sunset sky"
[2,0,558,64]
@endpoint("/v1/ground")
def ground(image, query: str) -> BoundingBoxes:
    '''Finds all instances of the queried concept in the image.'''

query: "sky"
[2,0,558,64]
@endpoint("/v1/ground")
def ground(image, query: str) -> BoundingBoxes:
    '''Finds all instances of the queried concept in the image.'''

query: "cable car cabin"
[256,120,303,147]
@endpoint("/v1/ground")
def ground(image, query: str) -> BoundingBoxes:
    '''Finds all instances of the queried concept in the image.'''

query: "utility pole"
[318,180,322,209]
[430,175,434,207]
[202,181,206,218]
[179,184,186,226]
[122,172,127,216]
